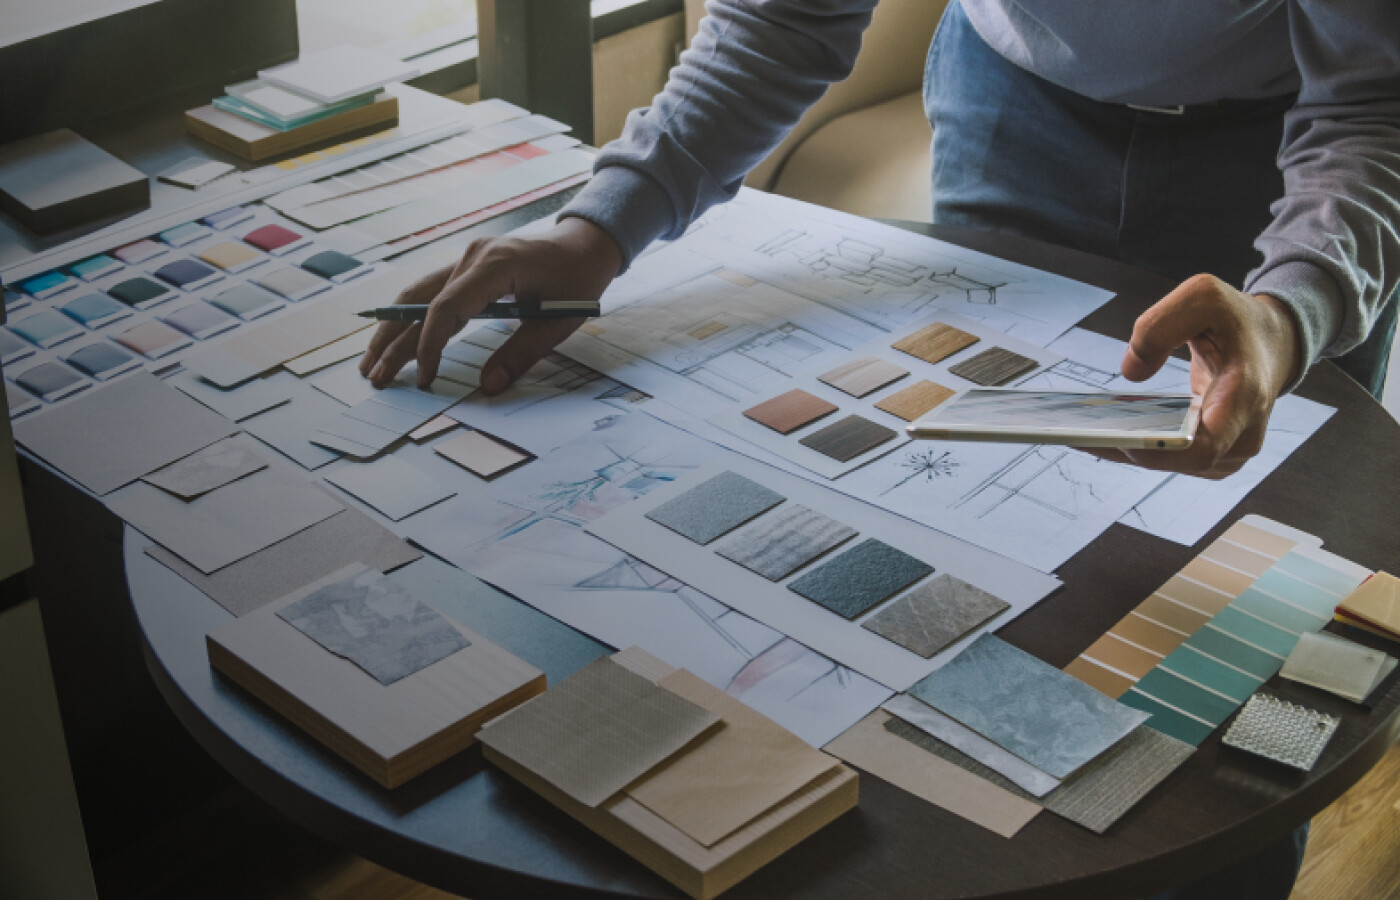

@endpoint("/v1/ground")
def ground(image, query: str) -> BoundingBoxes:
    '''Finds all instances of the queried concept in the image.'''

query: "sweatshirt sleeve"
[560,0,878,269]
[1244,3,1400,390]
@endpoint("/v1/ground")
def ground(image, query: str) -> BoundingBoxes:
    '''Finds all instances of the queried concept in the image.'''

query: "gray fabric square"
[787,538,933,619]
[645,471,785,545]
[714,504,857,581]
[862,573,1010,658]
[907,633,1149,778]
[277,567,468,685]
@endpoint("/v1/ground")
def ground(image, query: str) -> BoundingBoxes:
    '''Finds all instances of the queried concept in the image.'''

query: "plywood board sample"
[483,648,859,900]
[13,371,238,495]
[208,564,544,787]
[891,322,979,364]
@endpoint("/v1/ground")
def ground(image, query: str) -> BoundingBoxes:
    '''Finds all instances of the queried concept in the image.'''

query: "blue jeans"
[924,0,1395,400]
[924,4,1326,898]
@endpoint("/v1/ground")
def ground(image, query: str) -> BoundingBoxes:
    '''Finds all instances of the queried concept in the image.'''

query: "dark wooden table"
[121,221,1400,900]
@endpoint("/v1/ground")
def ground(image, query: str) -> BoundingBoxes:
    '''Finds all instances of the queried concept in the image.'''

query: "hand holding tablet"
[907,389,1200,450]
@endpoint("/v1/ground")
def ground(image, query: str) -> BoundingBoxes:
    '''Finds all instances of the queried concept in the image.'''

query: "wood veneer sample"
[483,648,859,900]
[947,347,1039,386]
[742,389,838,435]
[625,670,839,847]
[797,414,897,463]
[207,564,544,788]
[891,322,979,364]
[476,657,720,807]
[817,357,908,398]
[874,380,956,421]
[1338,572,1400,637]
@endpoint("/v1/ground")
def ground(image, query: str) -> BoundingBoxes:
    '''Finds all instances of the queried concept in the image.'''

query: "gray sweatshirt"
[562,1,1400,379]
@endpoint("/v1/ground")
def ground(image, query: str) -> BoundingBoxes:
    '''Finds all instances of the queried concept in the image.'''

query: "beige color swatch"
[1339,572,1400,636]
[824,709,1039,838]
[198,241,263,272]
[874,380,956,421]
[208,564,544,788]
[477,657,720,807]
[435,430,532,478]
[818,357,908,398]
[626,670,838,848]
[891,322,979,364]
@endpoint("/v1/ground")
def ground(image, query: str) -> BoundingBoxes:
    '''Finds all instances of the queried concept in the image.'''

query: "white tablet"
[907,389,1199,450]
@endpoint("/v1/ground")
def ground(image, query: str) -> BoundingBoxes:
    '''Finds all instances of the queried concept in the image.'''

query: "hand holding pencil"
[359,218,623,393]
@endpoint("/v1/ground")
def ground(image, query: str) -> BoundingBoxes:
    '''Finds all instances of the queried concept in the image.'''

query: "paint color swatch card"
[13,372,238,495]
[207,563,544,788]
[481,647,857,900]
[108,465,343,574]
[588,457,1059,691]
[707,312,1062,479]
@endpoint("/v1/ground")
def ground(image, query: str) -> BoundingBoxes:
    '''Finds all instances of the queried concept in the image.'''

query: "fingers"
[369,323,422,387]
[360,264,455,376]
[480,317,589,395]
[1122,274,1230,382]
[414,261,518,388]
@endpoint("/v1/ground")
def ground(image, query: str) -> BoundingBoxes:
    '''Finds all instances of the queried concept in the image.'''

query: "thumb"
[1123,275,1225,381]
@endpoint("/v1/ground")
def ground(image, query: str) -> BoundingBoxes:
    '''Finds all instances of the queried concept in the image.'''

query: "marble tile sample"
[797,414,898,463]
[645,470,785,545]
[818,356,908,398]
[141,436,268,499]
[908,633,1149,778]
[626,669,838,847]
[742,388,838,435]
[325,454,455,521]
[277,567,468,685]
[787,538,933,619]
[146,507,420,616]
[476,656,720,807]
[434,429,532,478]
[714,503,857,581]
[874,380,956,422]
[884,711,1194,833]
[862,573,1010,658]
[13,371,237,495]
[948,347,1039,386]
[891,322,979,364]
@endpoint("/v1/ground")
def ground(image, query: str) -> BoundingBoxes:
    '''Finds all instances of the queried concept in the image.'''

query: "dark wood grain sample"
[797,414,897,462]
[948,347,1040,386]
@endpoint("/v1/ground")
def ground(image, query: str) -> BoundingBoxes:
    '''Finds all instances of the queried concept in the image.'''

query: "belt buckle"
[1127,102,1186,115]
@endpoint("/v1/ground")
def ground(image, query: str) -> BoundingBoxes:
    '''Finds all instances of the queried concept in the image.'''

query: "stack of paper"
[218,48,417,132]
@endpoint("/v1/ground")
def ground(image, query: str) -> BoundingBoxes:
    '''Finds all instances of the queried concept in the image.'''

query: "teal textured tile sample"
[907,633,1149,778]
[646,471,785,545]
[1133,668,1237,726]
[1159,646,1262,703]
[788,538,933,619]
[714,503,856,580]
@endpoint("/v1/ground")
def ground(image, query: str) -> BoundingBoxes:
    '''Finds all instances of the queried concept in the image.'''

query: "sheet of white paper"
[324,453,455,521]
[407,412,893,745]
[588,458,1060,691]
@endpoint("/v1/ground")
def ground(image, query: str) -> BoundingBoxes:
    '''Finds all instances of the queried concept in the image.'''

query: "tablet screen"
[926,390,1194,434]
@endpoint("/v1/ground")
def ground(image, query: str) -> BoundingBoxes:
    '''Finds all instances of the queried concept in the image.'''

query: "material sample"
[818,356,908,398]
[714,504,857,581]
[797,414,898,463]
[742,388,838,435]
[788,538,933,619]
[891,322,979,364]
[874,380,956,422]
[948,347,1040,386]
[645,470,785,545]
[862,573,1009,658]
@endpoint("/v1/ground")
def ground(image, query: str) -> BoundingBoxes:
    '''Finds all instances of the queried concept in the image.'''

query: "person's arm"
[363,0,877,392]
[1113,4,1400,477]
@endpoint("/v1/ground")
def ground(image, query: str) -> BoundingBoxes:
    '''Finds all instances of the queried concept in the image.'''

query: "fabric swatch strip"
[646,470,786,545]
[476,656,720,807]
[277,567,468,685]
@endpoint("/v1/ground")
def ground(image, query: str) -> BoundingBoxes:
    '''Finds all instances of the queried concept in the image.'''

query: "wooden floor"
[95,740,1400,900]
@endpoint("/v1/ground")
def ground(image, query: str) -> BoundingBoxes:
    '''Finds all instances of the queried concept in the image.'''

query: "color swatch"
[208,283,282,320]
[742,388,838,435]
[198,241,265,273]
[65,342,140,380]
[434,429,532,479]
[162,302,239,340]
[10,309,82,348]
[115,321,191,359]
[60,292,130,327]
[108,276,176,308]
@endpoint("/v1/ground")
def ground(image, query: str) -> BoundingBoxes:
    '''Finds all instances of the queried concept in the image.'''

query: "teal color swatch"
[1134,668,1238,725]
[159,222,209,245]
[1120,691,1214,746]
[71,255,120,280]
[1214,606,1301,658]
[1253,568,1341,619]
[11,309,80,345]
[1187,627,1284,681]
[61,293,128,325]
[1160,646,1262,703]
[20,272,71,296]
[1233,587,1328,636]
[1273,552,1366,599]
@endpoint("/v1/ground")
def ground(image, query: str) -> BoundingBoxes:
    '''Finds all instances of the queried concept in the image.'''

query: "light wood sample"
[891,322,979,364]
[207,564,544,788]
[874,380,956,421]
[483,647,858,900]
[818,357,908,398]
